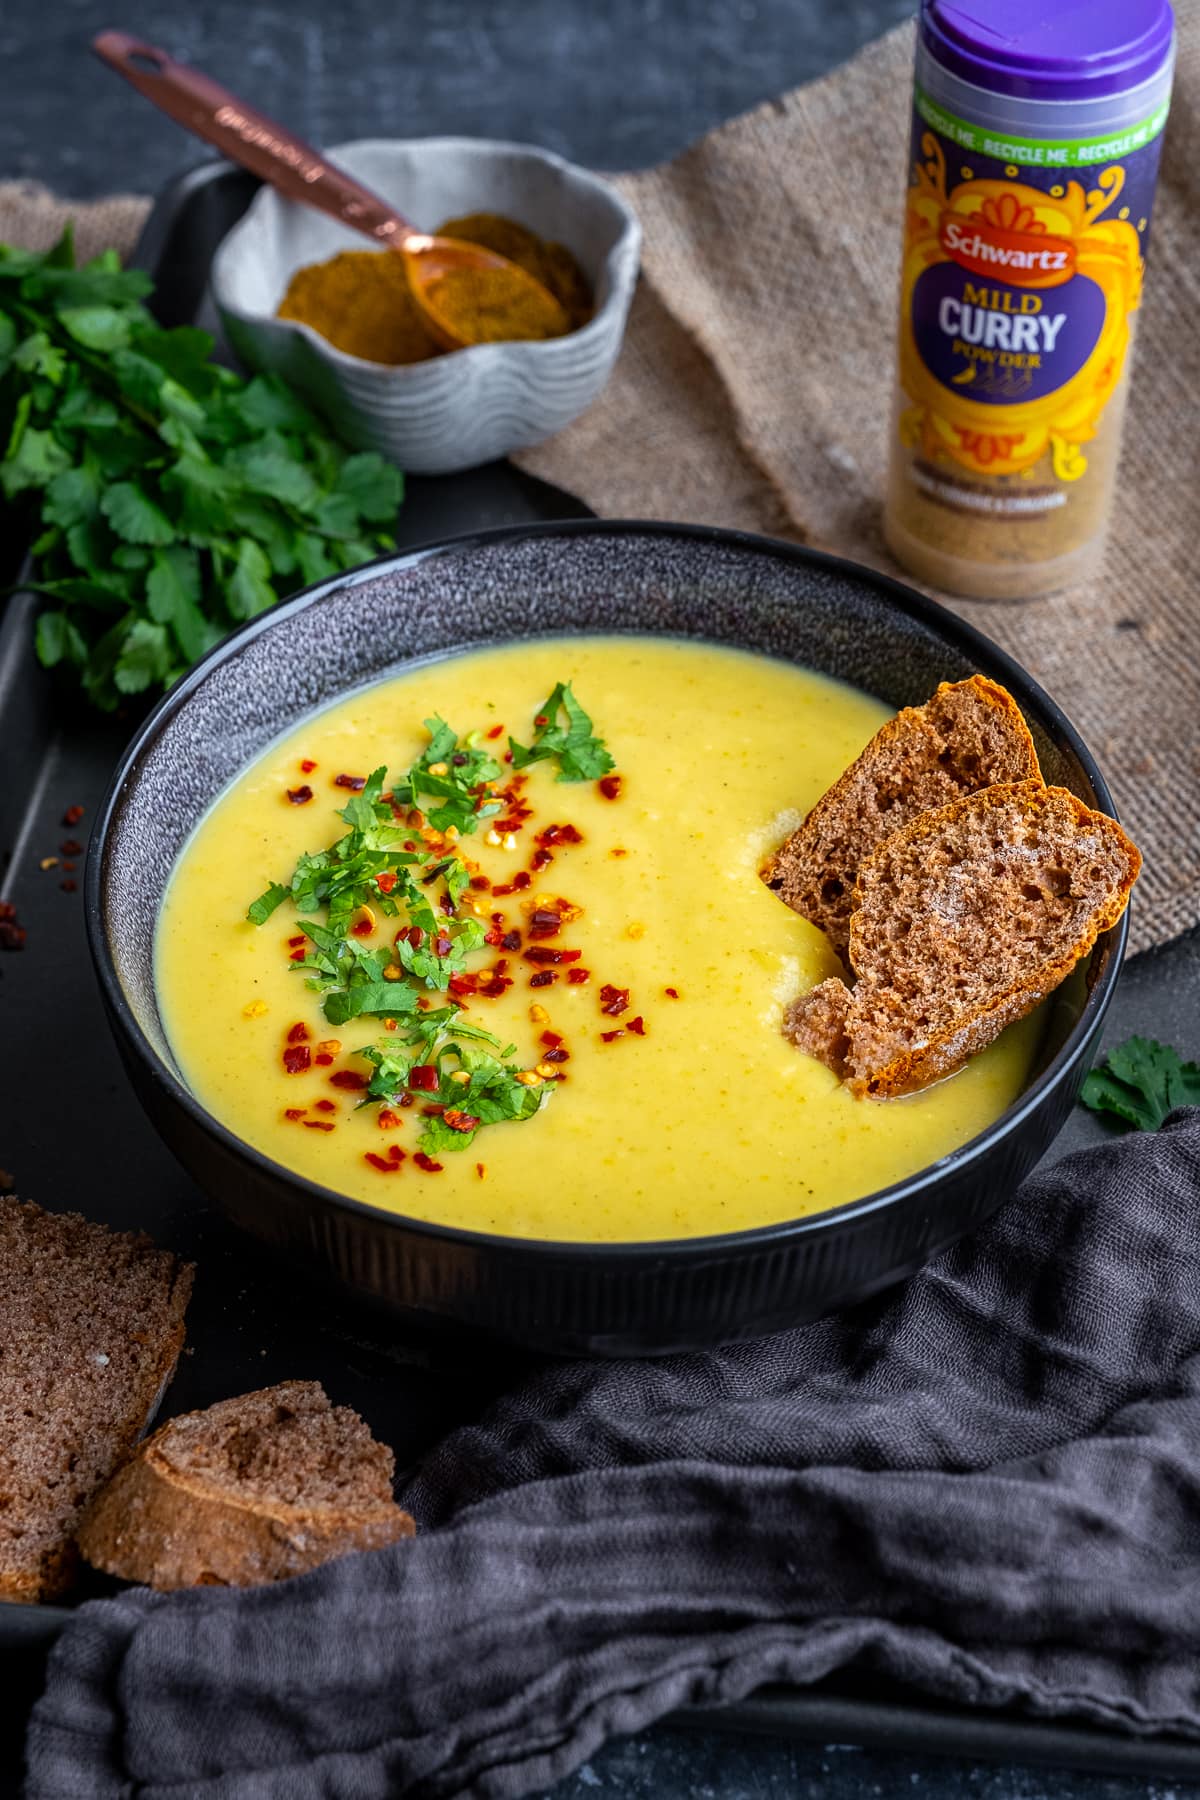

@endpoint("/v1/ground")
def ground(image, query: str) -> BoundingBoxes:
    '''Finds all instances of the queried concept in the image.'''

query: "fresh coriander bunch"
[0,228,403,709]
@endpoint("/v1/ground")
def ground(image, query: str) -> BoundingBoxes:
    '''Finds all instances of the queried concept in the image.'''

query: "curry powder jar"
[883,0,1175,600]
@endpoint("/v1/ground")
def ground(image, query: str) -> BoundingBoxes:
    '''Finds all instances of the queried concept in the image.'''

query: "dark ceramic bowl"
[87,522,1127,1355]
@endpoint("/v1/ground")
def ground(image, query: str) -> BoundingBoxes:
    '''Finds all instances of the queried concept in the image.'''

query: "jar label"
[897,104,1166,482]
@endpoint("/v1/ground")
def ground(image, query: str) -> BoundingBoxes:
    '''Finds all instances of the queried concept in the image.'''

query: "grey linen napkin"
[26,1110,1200,1799]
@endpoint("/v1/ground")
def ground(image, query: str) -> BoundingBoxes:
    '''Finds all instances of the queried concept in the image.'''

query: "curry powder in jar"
[884,0,1175,600]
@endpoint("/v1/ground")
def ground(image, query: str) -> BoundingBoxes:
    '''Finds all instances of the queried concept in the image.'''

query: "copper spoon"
[92,31,569,353]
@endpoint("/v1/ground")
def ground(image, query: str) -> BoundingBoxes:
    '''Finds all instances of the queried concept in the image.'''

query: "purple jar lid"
[922,0,1175,102]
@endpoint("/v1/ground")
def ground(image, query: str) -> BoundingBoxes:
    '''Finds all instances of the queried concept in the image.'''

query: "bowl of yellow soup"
[86,523,1127,1353]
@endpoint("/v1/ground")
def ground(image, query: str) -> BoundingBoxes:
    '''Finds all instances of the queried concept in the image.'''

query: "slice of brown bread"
[763,676,1042,955]
[0,1196,193,1603]
[785,782,1140,1097]
[78,1380,415,1590]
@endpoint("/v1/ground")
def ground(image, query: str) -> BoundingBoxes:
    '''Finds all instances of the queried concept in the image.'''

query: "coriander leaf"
[35,610,87,669]
[230,375,317,434]
[147,545,214,662]
[509,681,615,783]
[43,464,101,528]
[113,618,172,694]
[226,537,277,619]
[292,532,339,586]
[233,444,319,513]
[247,881,290,926]
[101,481,175,546]
[1080,1035,1200,1132]
[54,382,120,431]
[1,423,71,496]
[13,332,67,383]
[335,452,403,523]
[58,305,134,352]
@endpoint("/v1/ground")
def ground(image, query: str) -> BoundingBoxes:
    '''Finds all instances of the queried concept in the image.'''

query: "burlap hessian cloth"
[2,19,1197,952]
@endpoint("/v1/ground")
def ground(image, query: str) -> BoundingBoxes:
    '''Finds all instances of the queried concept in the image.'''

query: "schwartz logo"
[939,196,1076,288]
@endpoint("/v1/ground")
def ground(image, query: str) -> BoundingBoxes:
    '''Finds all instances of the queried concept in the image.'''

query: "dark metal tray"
[2,158,1198,1791]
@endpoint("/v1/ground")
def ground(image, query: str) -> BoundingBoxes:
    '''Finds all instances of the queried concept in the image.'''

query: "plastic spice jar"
[883,0,1175,600]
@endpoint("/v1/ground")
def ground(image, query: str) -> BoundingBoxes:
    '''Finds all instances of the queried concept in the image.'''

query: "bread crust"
[764,676,1041,955]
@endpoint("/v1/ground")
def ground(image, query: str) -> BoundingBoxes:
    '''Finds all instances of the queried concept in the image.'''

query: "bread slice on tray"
[0,1195,193,1603]
[785,782,1140,1098]
[78,1380,414,1590]
[763,676,1041,955]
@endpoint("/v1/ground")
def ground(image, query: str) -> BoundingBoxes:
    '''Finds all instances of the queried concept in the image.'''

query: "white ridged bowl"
[211,138,640,476]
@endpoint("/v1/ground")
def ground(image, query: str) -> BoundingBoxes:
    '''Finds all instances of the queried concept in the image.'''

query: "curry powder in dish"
[276,211,592,365]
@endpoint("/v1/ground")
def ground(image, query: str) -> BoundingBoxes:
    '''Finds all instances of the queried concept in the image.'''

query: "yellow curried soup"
[157,636,1043,1241]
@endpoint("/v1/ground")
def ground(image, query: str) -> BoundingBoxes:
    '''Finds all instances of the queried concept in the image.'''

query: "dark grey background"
[7,2,1199,1796]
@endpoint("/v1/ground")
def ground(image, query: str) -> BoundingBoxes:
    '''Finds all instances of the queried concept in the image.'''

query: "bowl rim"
[210,133,643,377]
[86,519,1129,1264]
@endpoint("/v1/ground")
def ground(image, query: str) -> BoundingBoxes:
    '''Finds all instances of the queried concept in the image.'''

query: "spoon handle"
[92,32,425,250]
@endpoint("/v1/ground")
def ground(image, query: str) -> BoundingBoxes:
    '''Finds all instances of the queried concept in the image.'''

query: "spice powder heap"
[277,212,592,365]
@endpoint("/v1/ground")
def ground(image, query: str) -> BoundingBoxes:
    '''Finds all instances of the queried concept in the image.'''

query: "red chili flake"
[543,1047,569,1063]
[365,1145,406,1171]
[524,946,582,966]
[470,874,492,891]
[627,1016,646,1036]
[664,987,681,999]
[486,723,504,739]
[598,774,623,801]
[62,805,84,827]
[434,934,452,956]
[60,838,83,856]
[62,861,77,873]
[288,948,307,963]
[350,917,374,939]
[448,972,478,999]
[287,935,305,948]
[503,750,513,764]
[304,1120,335,1132]
[438,893,455,917]
[567,967,590,985]
[376,871,398,895]
[601,1029,625,1044]
[529,969,557,989]
[403,839,417,851]
[491,882,516,898]
[60,879,77,892]
[476,1162,486,1179]
[512,872,532,891]
[534,713,549,727]
[399,1092,415,1108]
[284,1108,306,1122]
[334,773,366,791]
[283,1044,311,1074]
[599,984,630,1017]
[384,1019,399,1032]
[330,1070,367,1091]
[540,1030,564,1047]
[501,929,522,952]
[490,911,506,925]
[286,785,313,805]
[610,848,628,859]
[399,925,423,949]
[300,759,318,774]
[442,1109,480,1133]
[378,1109,403,1131]
[536,823,583,847]
[414,1152,444,1174]
[314,1052,334,1067]
[420,1105,444,1118]
[530,848,554,872]
[315,1098,337,1114]
[408,1065,439,1092]
[287,1022,310,1044]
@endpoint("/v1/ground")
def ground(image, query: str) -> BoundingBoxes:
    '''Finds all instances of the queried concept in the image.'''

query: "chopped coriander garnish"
[509,682,614,783]
[1080,1035,1200,1132]
[390,717,504,834]
[358,1012,548,1152]
[246,880,289,926]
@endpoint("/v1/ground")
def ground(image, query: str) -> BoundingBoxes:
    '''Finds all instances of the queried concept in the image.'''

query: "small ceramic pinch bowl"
[87,523,1129,1357]
[211,138,640,475]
